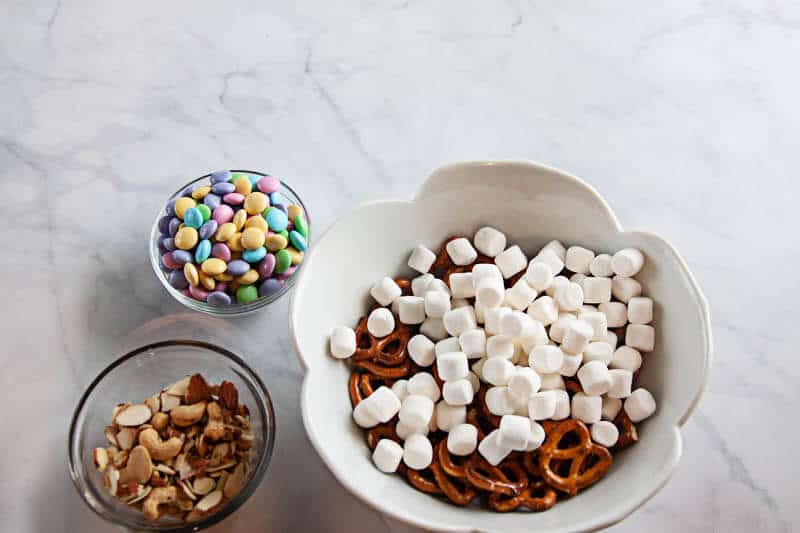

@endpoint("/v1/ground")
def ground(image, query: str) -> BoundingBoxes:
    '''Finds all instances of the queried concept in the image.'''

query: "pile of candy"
[156,170,309,306]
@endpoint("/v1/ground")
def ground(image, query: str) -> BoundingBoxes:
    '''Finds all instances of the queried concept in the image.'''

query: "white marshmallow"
[474,301,486,324]
[500,310,534,338]
[582,277,612,304]
[399,395,435,429]
[447,423,478,456]
[403,434,433,470]
[353,400,380,428]
[467,371,480,393]
[579,311,608,341]
[566,246,595,274]
[449,272,476,299]
[555,282,584,312]
[612,248,645,277]
[397,296,426,325]
[602,330,618,349]
[435,402,466,431]
[408,334,436,367]
[424,290,451,319]
[561,319,594,355]
[420,317,448,341]
[551,389,571,420]
[581,304,598,313]
[524,420,546,451]
[559,352,583,377]
[482,357,515,386]
[494,245,528,279]
[370,277,402,306]
[442,379,475,406]
[459,329,486,359]
[435,337,461,356]
[528,390,558,420]
[530,345,564,374]
[626,324,655,352]
[571,392,601,424]
[608,369,633,399]
[407,373,440,402]
[534,249,565,276]
[436,351,469,382]
[591,421,619,447]
[411,273,434,297]
[486,335,515,359]
[624,388,656,422]
[471,263,503,284]
[473,226,507,257]
[540,373,566,391]
[329,326,356,359]
[506,279,537,311]
[363,386,401,423]
[599,301,628,328]
[478,429,512,466]
[443,306,477,336]
[518,320,549,354]
[527,295,558,326]
[426,278,451,296]
[583,342,613,365]
[391,299,400,316]
[602,396,623,421]
[367,308,395,337]
[610,346,643,372]
[612,276,642,303]
[524,261,554,292]
[570,273,587,288]
[391,380,409,402]
[485,386,516,416]
[446,238,478,266]
[545,275,569,297]
[549,313,576,343]
[396,419,428,440]
[485,307,512,335]
[577,360,613,396]
[508,367,541,399]
[627,296,653,325]
[497,414,531,451]
[408,245,437,274]
[540,240,567,262]
[589,254,614,277]
[373,439,403,473]
[475,276,505,309]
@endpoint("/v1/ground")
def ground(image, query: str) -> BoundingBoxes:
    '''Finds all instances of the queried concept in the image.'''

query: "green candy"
[196,204,211,222]
[274,249,291,274]
[294,215,309,238]
[278,229,289,240]
[262,206,273,218]
[230,172,248,183]
[236,285,258,304]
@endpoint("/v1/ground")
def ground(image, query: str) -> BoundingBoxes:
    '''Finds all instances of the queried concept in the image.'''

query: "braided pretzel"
[537,419,612,496]
[465,454,527,496]
[613,410,639,451]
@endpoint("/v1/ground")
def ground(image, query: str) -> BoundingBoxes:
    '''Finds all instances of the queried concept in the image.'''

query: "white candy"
[442,379,475,406]
[581,304,598,313]
[466,371,480,393]
[559,352,583,377]
[329,326,356,359]
[602,396,623,420]
[494,245,528,279]
[589,254,614,277]
[408,334,436,367]
[583,342,613,365]
[367,308,395,337]
[524,420,546,451]
[396,419,428,440]
[443,306,477,336]
[578,311,607,341]
[407,373,440,402]
[530,345,564,374]
[420,317,448,341]
[602,330,618,348]
[353,400,379,428]
[459,329,486,359]
[566,246,595,274]
[475,276,505,308]
[610,346,642,372]
[627,296,653,325]
[449,272,476,299]
[482,357,515,386]
[403,434,433,470]
[426,278,451,296]
[486,335,515,359]
[555,282,584,312]
[411,273,434,297]
[527,296,558,326]
[474,301,486,324]
[508,367,541,399]
[472,263,503,285]
[612,248,645,277]
[577,360,612,396]
[540,373,566,391]
[399,395,435,429]
[363,386,401,423]
[570,273,587,288]
[497,415,530,451]
[408,245,437,274]
[446,237,478,266]
[518,320,549,354]
[485,386,516,416]
[478,429,512,466]
[540,240,567,262]
[436,351,469,382]
[424,290,451,319]
[591,421,619,447]
[373,439,404,473]
[624,388,656,422]
[391,299,400,316]
[524,261,554,293]
[370,277,401,307]
[534,249,564,276]
[608,369,633,399]
[599,301,628,328]
[561,319,594,355]
[528,390,558,420]
[551,314,578,344]
[447,423,478,456]
[398,296,426,325]
[435,402,467,431]
[582,277,612,304]
[435,337,461,356]
[506,279,537,310]
[612,276,642,303]
[473,226,507,257]
[626,324,655,352]
[571,392,601,424]
[391,380,409,402]
[545,275,569,297]
[500,310,534,338]
[551,389,571,420]
[485,307,512,335]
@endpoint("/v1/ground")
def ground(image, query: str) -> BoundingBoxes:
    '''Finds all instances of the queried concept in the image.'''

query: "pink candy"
[257,176,280,194]
[223,193,245,205]
[211,243,231,262]
[161,252,181,270]
[212,204,234,224]
[189,284,210,301]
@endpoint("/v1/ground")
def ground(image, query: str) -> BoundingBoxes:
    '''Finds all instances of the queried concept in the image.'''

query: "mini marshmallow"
[370,277,402,306]
[540,240,567,262]
[540,373,566,391]
[447,423,478,456]
[459,328,486,358]
[626,324,655,352]
[329,326,356,359]
[524,420,546,451]
[443,306,477,336]
[610,346,643,372]
[530,345,564,374]
[591,421,619,447]
[391,299,400,316]
[571,392,601,424]
[403,434,433,470]
[363,386,401,423]
[485,307,512,335]
[518,320,549,354]
[472,263,503,285]
[555,282,584,312]
[367,308,395,337]
[497,414,531,451]
[566,246,595,274]
[583,342,613,365]
[424,290,451,319]
[527,295,559,326]
[589,254,614,277]
[449,272,476,299]
[561,319,594,355]
[579,311,608,341]
[467,371,480,393]
[602,396,623,421]
[524,261,554,292]
[508,367,541,399]
[500,310,534,338]
[627,296,653,325]
[612,276,642,303]
[495,245,528,279]
[474,226,507,257]
[446,237,478,266]
[436,351,469,382]
[506,279,537,310]
[442,379,475,406]
[599,301,628,328]
[534,249,565,276]
[426,278,451,296]
[435,402,467,431]
[391,379,409,402]
[475,276,505,309]
[408,334,436,367]
[482,357,515,386]
[551,389,571,420]
[549,313,577,343]
[545,275,569,297]
[602,330,618,348]
[353,400,379,428]
[474,301,486,324]
[528,390,558,420]
[408,245,437,274]
[577,360,612,396]
[582,277,612,304]
[559,352,583,377]
[420,317,448,341]
[478,429,512,466]
[624,388,656,422]
[570,273,587,287]
[399,394,435,429]
[486,335,515,359]
[611,248,645,277]
[485,386,516,416]
[608,369,633,399]
[411,273,434,297]
[373,439,403,473]
[396,419,428,440]
[398,296,426,325]
[407,373,440,402]
[435,337,461,356]
[581,304,598,313]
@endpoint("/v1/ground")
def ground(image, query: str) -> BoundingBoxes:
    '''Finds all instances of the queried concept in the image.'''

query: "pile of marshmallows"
[329,228,657,475]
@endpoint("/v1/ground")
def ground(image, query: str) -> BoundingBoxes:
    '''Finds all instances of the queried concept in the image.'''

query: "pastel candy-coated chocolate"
[274,248,291,274]
[273,203,288,215]
[211,182,235,195]
[236,285,258,304]
[207,291,231,306]
[196,204,211,222]
[265,233,288,252]
[257,176,280,194]
[198,220,218,240]
[223,192,244,205]
[191,185,211,200]
[188,284,210,301]
[168,217,181,236]
[242,246,267,263]
[289,230,307,251]
[168,269,189,289]
[172,250,193,264]
[174,227,198,250]
[294,215,309,238]
[259,278,283,297]
[195,239,212,263]
[248,174,260,188]
[165,199,177,217]
[209,169,231,184]
[183,207,203,229]
[200,258,227,276]
[161,252,181,270]
[212,205,234,225]
[233,176,253,195]
[226,259,251,276]
[157,236,169,254]
[276,265,296,281]
[211,242,231,262]
[287,204,303,220]
[258,254,276,278]
[244,192,269,215]
[266,209,289,232]
[162,237,176,251]
[158,216,171,235]
[174,197,196,219]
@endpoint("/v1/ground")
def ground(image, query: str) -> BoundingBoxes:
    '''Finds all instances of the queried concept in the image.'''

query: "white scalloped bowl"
[290,161,712,532]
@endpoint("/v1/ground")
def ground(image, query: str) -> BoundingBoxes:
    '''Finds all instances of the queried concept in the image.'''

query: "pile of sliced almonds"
[93,374,254,523]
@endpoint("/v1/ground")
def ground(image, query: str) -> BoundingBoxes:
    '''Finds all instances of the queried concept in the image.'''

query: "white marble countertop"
[2,1,797,532]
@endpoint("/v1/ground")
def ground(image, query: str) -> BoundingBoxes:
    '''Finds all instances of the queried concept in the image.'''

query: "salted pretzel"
[537,419,612,496]
[436,439,469,479]
[487,478,558,512]
[465,454,528,497]
[366,422,399,450]
[348,371,393,407]
[613,410,639,450]
[352,317,411,367]
[406,466,443,495]
[430,460,478,506]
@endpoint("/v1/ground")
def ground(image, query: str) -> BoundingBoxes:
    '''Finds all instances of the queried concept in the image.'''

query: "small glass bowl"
[68,340,276,532]
[150,170,310,316]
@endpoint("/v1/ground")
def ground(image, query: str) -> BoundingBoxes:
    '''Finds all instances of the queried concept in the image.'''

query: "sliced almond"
[223,462,246,499]
[93,448,109,472]
[104,426,118,447]
[205,460,236,473]
[155,463,176,475]
[144,394,160,414]
[217,470,229,487]
[115,427,137,451]
[127,445,153,484]
[111,449,129,469]
[115,404,152,427]
[126,484,151,504]
[165,376,190,397]
[160,392,181,412]
[178,479,197,501]
[195,489,223,512]
[193,477,215,496]
[103,467,120,496]
[112,403,130,425]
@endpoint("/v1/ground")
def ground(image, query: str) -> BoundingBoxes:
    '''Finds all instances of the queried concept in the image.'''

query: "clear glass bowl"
[68,340,276,531]
[150,170,310,316]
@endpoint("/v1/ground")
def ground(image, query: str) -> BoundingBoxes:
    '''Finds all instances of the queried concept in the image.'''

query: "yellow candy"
[233,176,253,195]
[245,216,269,233]
[174,227,199,250]
[265,234,288,252]
[174,197,196,219]
[227,232,244,252]
[214,272,234,282]
[236,269,259,285]
[241,227,266,250]
[198,271,216,291]
[233,209,247,231]
[288,247,304,265]
[214,222,236,243]
[191,186,212,200]
[244,192,269,215]
[201,258,227,276]
[287,204,304,221]
[183,263,199,286]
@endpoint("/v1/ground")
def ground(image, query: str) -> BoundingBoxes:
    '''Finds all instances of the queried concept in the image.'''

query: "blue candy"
[204,193,222,210]
[248,174,261,188]
[183,207,203,229]
[289,230,307,252]
[172,250,193,264]
[209,170,231,184]
[168,217,181,236]
[211,182,235,195]
[198,220,218,241]
[242,247,267,263]
[266,208,289,232]
[207,291,232,306]
[168,270,189,290]
[195,239,212,263]
[226,259,251,276]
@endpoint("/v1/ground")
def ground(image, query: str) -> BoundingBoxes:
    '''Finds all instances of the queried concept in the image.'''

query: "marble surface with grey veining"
[1,1,798,532]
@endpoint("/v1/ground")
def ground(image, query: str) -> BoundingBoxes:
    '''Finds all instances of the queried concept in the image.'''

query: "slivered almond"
[223,462,246,499]
[155,464,176,475]
[126,484,151,504]
[93,448,109,472]
[104,427,118,447]
[195,490,223,512]
[116,427,137,451]
[193,477,215,496]
[178,480,196,501]
[160,392,181,412]
[205,461,236,473]
[115,404,152,427]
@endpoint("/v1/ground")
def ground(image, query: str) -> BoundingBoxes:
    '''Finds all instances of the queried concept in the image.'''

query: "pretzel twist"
[537,419,612,496]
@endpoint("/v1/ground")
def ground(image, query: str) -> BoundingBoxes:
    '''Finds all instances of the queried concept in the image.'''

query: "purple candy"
[168,217,181,236]
[165,199,177,217]
[181,186,194,197]
[188,284,210,301]
[273,203,288,215]
[172,250,193,264]
[162,237,176,251]
[210,170,231,184]
[212,205,234,225]
[207,291,232,306]
[259,278,284,297]
[158,216,171,235]
[258,254,276,278]
[161,252,181,270]
[157,236,169,254]
[216,282,229,293]
[226,259,250,276]
[257,176,280,194]
[211,243,231,262]
[276,265,297,281]
[168,270,189,290]
[204,193,222,210]
[199,220,218,240]
[223,192,245,205]
[211,182,235,195]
